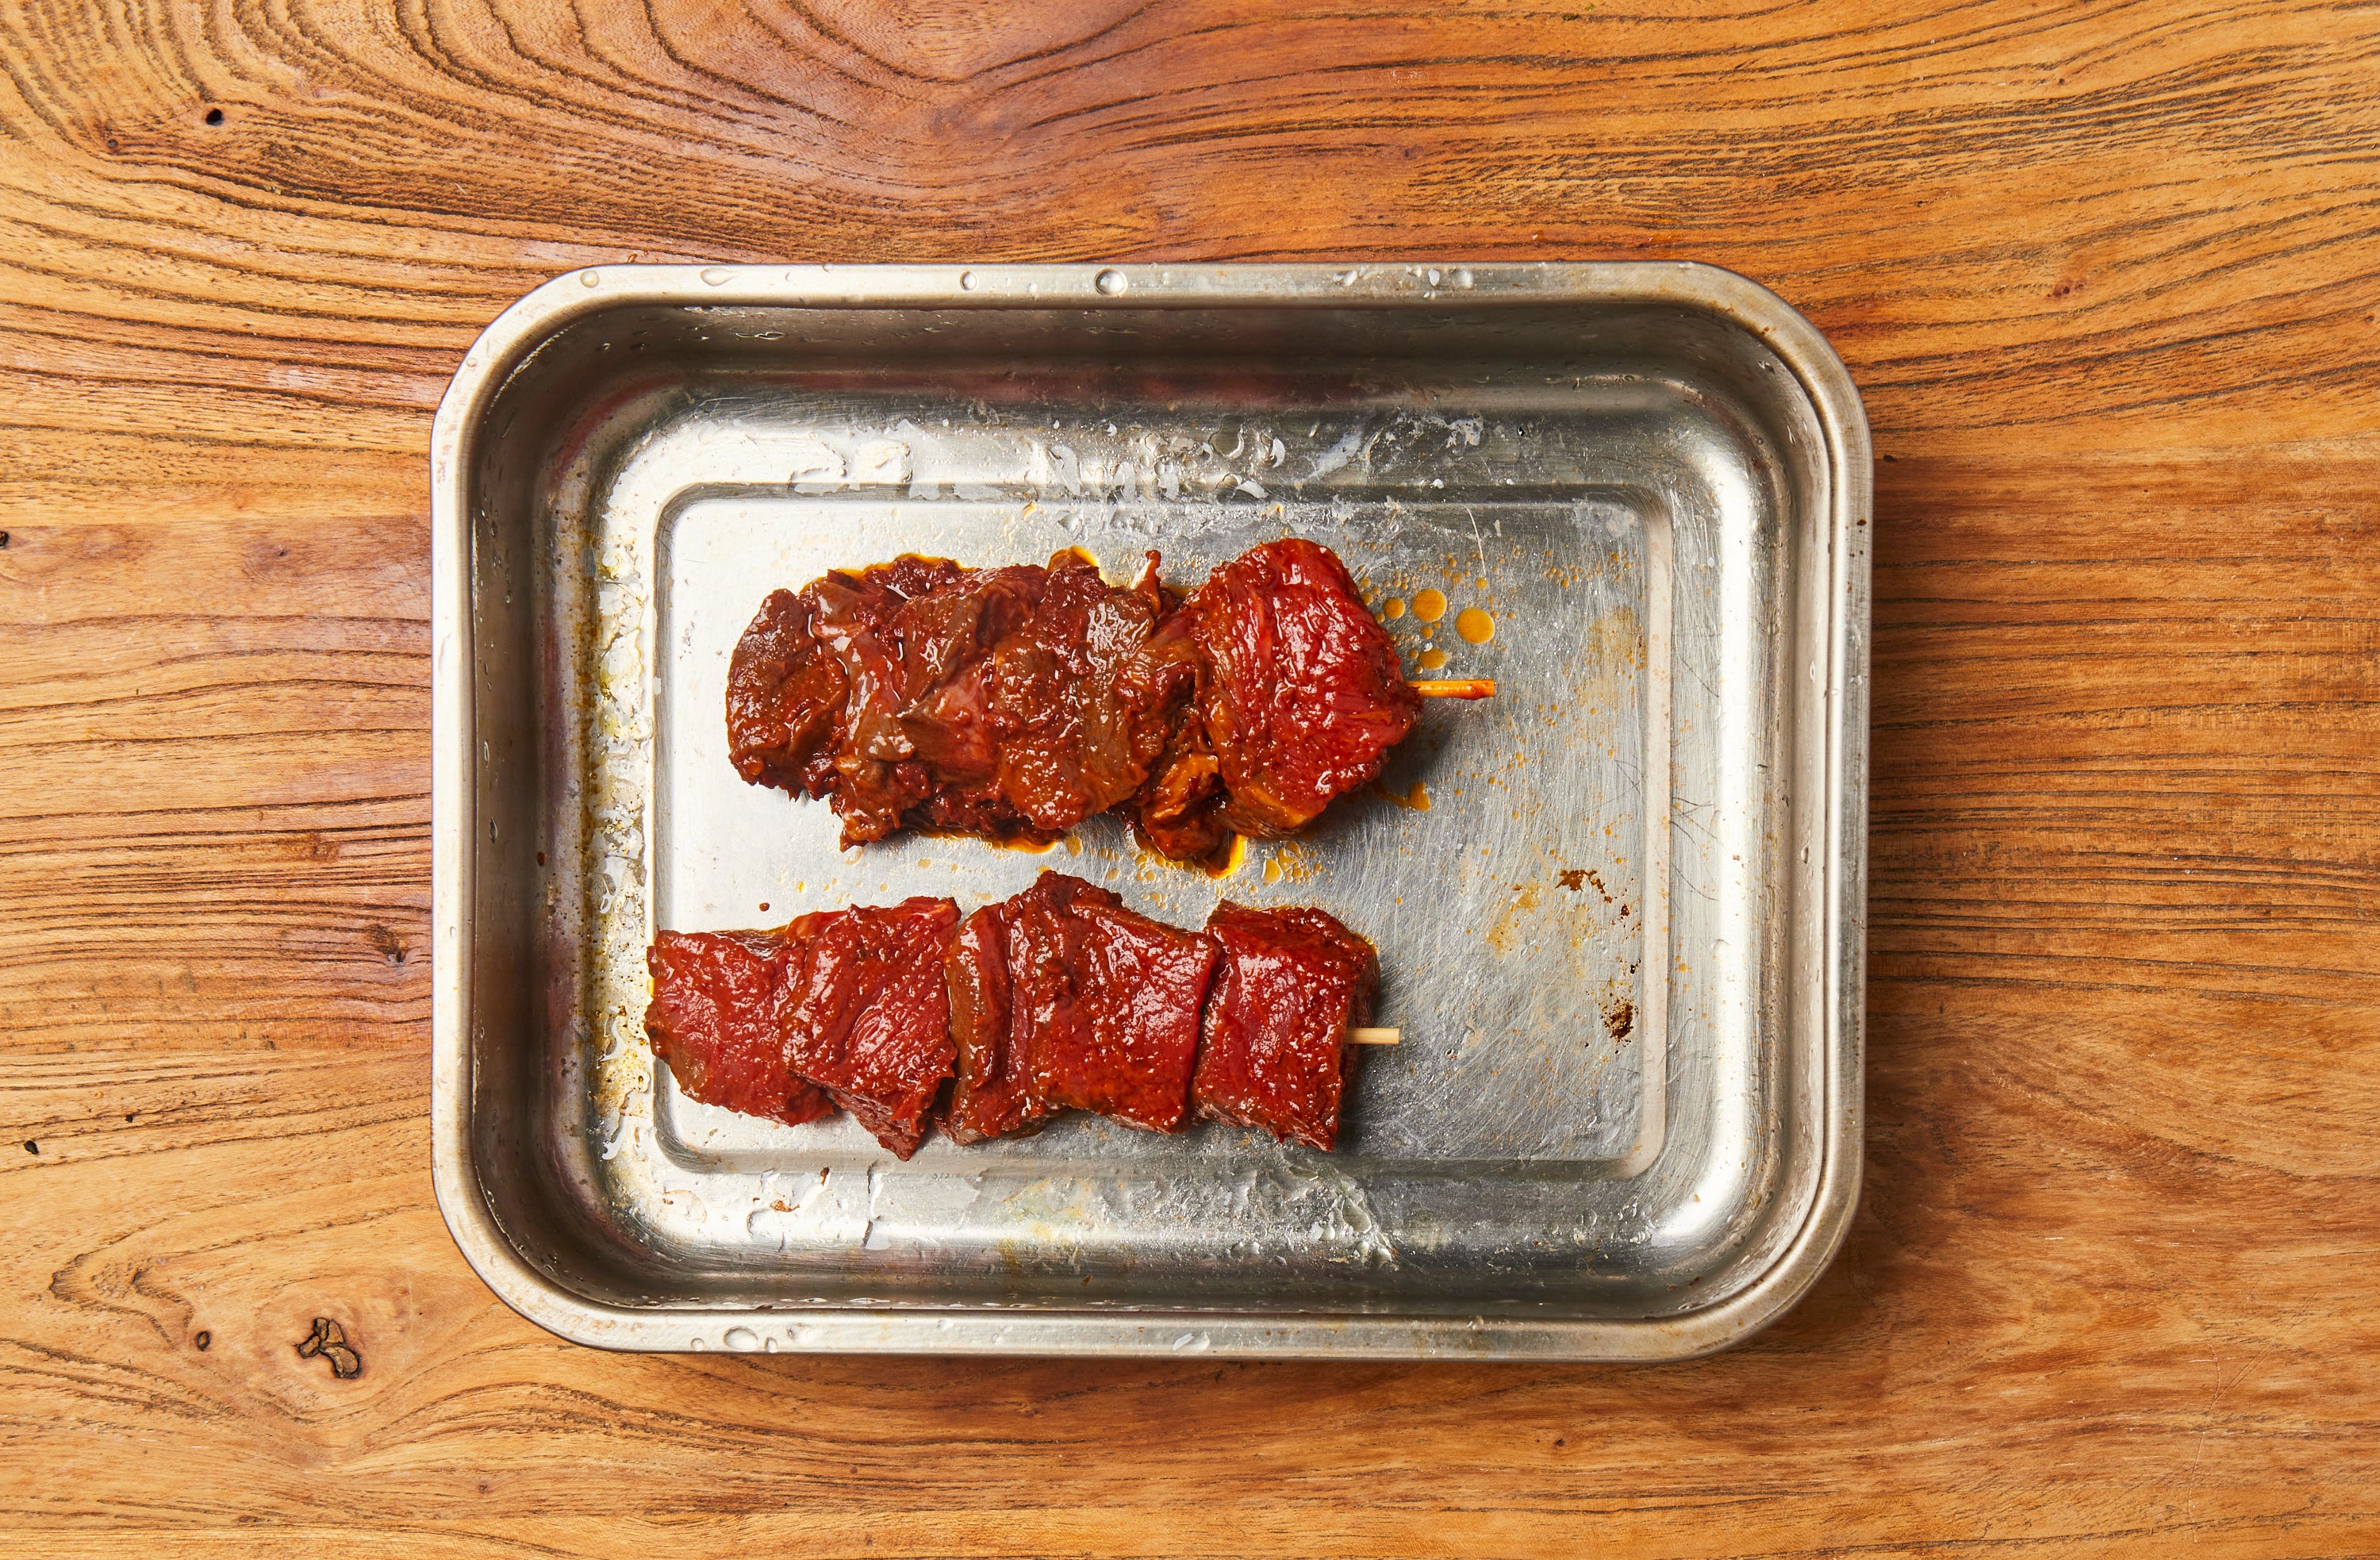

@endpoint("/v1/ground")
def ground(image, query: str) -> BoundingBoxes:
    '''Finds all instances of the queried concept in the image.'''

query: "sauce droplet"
[1201,835,1250,881]
[1380,781,1432,811]
[1416,647,1449,670]
[1455,607,1495,644]
[1411,588,1448,623]
[1263,857,1284,884]
[1382,597,1406,620]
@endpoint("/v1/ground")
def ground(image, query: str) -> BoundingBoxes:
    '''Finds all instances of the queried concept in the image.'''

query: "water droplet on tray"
[579,270,600,287]
[723,1327,760,1351]
[1095,268,1128,296]
[700,267,731,286]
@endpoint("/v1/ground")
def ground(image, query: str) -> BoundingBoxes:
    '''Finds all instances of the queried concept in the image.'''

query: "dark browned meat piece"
[1116,609,1230,862]
[778,896,960,1158]
[1007,871,1217,1133]
[729,540,1418,861]
[727,551,1180,850]
[1191,901,1378,1151]
[1182,539,1422,839]
[724,589,847,796]
[643,929,836,1127]
[988,556,1174,831]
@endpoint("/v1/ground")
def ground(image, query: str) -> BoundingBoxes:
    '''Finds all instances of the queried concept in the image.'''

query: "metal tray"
[431,262,1870,1360]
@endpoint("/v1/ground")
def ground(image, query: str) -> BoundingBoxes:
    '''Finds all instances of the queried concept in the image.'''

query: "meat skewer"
[726,539,1486,864]
[645,870,1381,1160]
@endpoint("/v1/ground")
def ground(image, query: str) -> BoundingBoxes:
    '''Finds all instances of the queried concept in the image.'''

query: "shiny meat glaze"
[642,932,835,1127]
[1015,880,1218,1133]
[1184,540,1424,838]
[778,897,960,1158]
[942,903,1032,1144]
[1192,901,1380,1152]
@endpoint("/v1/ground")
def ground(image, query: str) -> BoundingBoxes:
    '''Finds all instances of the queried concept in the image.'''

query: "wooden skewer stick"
[1408,678,1495,699]
[1347,1027,1400,1046]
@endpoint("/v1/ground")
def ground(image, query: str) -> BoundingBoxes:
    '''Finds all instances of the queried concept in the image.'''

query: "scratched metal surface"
[431,263,1870,1358]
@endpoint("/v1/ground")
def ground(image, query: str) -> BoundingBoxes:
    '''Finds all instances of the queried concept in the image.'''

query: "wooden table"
[5,2,2374,1554]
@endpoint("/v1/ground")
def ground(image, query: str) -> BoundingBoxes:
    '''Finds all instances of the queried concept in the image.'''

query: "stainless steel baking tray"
[431,262,1869,1359]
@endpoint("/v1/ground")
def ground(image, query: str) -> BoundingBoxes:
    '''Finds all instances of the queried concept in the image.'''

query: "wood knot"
[295,1316,362,1378]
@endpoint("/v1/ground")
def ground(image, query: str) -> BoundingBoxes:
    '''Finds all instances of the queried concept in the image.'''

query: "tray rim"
[429,259,1870,1362]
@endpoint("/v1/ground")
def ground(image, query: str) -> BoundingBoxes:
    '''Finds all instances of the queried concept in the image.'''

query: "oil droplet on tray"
[1382,781,1432,811]
[1455,607,1495,644]
[1416,647,1449,671]
[1202,835,1250,881]
[1264,857,1284,884]
[1382,597,1407,620]
[1411,588,1448,623]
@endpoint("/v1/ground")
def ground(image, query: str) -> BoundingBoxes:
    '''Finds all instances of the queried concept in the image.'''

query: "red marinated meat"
[645,882,1379,1151]
[778,896,961,1158]
[1008,871,1217,1133]
[942,901,1041,1143]
[1183,539,1422,839]
[643,929,836,1127]
[1192,901,1378,1151]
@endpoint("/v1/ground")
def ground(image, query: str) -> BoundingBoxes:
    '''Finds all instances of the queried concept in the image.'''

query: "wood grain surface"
[3,0,2377,1554]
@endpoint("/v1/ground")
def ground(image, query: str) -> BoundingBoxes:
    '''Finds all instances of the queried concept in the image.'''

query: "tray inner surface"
[466,301,1825,1318]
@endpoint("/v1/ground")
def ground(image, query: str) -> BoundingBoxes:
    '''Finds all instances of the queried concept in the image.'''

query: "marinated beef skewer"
[644,870,1380,1160]
[726,539,1474,864]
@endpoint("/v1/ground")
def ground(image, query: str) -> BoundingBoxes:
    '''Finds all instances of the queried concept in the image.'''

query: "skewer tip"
[1408,678,1495,699]
[1347,1027,1400,1046]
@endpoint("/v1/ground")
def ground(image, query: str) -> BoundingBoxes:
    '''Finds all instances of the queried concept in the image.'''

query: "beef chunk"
[724,589,848,796]
[727,551,1181,850]
[942,901,1041,1144]
[730,541,1422,860]
[1008,871,1217,1133]
[1182,539,1421,838]
[1192,901,1378,1151]
[643,929,836,1127]
[778,896,960,1158]
[1119,609,1232,863]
